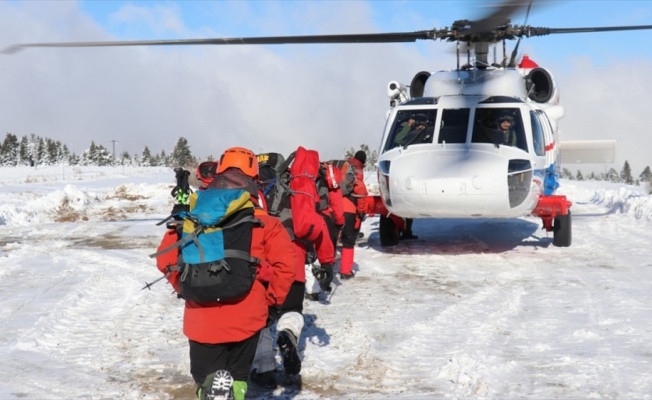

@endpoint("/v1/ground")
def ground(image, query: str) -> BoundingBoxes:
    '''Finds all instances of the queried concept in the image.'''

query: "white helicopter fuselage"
[377,60,564,219]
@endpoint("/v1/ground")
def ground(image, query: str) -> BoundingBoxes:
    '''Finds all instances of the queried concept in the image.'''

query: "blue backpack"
[152,188,261,303]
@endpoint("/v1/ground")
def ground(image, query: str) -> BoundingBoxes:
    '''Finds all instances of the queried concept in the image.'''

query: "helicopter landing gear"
[553,210,572,247]
[533,194,573,248]
[379,215,400,247]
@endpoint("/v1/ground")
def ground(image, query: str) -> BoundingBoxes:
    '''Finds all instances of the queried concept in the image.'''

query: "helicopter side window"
[437,108,470,144]
[530,110,545,156]
[384,110,437,151]
[472,108,527,151]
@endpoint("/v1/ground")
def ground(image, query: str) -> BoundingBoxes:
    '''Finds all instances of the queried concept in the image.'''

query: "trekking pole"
[141,274,167,290]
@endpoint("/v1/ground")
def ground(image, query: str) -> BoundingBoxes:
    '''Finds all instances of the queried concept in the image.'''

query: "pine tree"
[141,146,152,166]
[1,132,19,166]
[639,166,652,183]
[170,137,194,167]
[575,170,584,181]
[19,136,29,165]
[620,161,634,185]
[606,167,619,182]
[562,168,573,179]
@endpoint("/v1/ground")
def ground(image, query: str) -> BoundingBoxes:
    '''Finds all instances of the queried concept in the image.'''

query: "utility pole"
[110,140,119,160]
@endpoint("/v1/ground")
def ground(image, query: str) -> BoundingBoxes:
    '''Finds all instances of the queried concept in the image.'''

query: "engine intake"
[410,71,431,98]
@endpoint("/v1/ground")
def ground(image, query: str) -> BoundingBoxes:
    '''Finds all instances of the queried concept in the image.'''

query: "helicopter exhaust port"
[526,68,554,103]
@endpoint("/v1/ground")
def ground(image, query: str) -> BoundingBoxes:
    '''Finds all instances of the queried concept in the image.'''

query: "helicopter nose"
[385,149,537,218]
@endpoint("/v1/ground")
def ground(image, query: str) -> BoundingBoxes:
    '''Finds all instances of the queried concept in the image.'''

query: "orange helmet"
[216,147,259,178]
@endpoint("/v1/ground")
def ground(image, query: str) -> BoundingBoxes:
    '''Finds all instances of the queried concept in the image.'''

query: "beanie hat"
[354,150,367,165]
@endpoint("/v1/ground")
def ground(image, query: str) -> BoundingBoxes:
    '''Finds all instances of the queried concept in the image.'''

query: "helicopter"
[4,1,652,248]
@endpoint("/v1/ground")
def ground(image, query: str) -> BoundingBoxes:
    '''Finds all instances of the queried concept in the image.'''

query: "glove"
[305,249,317,265]
[267,305,281,327]
[313,263,333,292]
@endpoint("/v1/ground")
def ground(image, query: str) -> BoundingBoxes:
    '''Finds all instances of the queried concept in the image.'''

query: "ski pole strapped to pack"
[171,167,193,215]
[150,188,262,303]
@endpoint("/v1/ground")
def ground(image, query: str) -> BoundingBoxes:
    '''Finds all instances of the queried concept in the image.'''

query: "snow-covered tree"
[1,133,19,166]
[639,166,652,183]
[620,161,634,185]
[170,137,195,168]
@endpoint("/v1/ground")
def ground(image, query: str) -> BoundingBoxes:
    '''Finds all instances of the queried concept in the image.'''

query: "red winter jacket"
[289,147,335,267]
[345,157,369,215]
[156,209,296,344]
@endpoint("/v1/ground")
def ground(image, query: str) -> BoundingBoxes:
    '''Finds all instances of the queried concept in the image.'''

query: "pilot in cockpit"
[497,114,517,146]
[395,114,427,146]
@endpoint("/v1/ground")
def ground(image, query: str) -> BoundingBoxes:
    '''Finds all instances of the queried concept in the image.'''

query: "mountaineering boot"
[198,370,234,400]
[401,218,418,240]
[305,292,320,301]
[340,271,355,279]
[339,247,354,279]
[277,329,301,375]
[250,369,277,389]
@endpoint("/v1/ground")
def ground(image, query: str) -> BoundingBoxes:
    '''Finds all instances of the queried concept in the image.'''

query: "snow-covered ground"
[1,166,651,399]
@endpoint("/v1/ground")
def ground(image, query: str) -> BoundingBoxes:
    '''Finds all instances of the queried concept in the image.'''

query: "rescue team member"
[339,150,369,279]
[157,147,296,400]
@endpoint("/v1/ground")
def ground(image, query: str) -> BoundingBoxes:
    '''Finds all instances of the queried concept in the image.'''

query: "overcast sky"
[1,0,651,174]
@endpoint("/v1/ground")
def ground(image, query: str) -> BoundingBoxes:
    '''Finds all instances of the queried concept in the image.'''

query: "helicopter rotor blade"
[2,31,436,54]
[525,24,652,37]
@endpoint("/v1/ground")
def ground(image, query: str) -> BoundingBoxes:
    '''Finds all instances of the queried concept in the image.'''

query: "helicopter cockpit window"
[384,110,437,151]
[472,108,527,151]
[437,108,470,144]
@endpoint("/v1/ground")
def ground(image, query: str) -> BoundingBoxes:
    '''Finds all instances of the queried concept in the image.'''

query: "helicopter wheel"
[379,215,400,247]
[553,210,572,247]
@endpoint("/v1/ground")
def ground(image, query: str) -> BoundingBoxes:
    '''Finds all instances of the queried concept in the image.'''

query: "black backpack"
[257,152,295,239]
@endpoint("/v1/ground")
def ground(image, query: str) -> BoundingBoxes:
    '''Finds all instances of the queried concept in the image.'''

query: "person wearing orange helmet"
[160,147,296,400]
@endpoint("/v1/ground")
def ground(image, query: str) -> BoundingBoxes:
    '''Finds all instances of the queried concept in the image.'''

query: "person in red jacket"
[156,147,296,400]
[251,147,333,388]
[339,150,369,279]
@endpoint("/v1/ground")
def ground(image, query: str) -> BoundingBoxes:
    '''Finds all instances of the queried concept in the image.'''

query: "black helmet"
[498,113,514,123]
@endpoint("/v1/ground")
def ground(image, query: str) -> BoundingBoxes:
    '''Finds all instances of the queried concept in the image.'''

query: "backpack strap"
[224,249,261,265]
[148,224,203,259]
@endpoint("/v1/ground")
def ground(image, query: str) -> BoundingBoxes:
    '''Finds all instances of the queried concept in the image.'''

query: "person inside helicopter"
[497,114,517,147]
[392,113,433,148]
[472,109,526,150]
[393,115,417,146]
